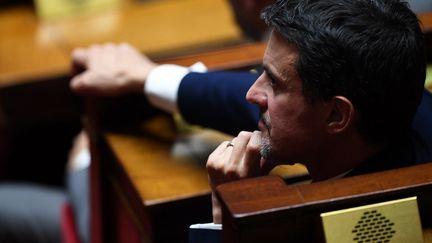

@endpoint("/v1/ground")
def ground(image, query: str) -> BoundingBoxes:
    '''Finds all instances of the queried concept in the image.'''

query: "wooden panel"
[106,129,211,205]
[420,12,432,31]
[51,0,243,54]
[0,0,244,85]
[0,6,69,86]
[87,110,215,243]
[217,163,432,243]
[158,42,266,71]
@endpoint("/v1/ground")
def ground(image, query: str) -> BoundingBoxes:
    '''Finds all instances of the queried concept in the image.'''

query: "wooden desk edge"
[217,162,432,216]
[0,42,266,87]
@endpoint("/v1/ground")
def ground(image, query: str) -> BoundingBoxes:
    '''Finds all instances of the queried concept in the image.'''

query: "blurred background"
[0,0,270,187]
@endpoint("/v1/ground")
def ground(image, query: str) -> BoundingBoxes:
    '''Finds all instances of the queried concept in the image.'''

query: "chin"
[260,155,279,173]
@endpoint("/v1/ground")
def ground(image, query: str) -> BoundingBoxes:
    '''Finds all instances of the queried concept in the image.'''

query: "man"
[72,0,432,222]
[72,0,429,188]
[205,0,429,223]
[71,0,432,225]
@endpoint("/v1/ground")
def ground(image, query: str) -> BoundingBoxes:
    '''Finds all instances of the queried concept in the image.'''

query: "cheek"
[267,104,300,144]
[266,101,320,158]
[267,98,301,135]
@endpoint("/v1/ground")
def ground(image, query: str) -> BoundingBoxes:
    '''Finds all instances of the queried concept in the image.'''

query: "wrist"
[130,63,158,93]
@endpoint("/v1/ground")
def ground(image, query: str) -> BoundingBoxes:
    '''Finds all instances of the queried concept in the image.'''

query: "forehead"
[263,31,299,81]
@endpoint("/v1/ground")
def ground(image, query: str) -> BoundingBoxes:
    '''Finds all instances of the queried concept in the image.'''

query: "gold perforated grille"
[352,210,396,243]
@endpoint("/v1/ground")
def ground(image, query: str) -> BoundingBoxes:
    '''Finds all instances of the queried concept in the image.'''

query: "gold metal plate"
[321,197,423,243]
[34,0,120,21]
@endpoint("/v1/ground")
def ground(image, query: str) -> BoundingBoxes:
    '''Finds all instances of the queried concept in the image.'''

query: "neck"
[306,133,385,182]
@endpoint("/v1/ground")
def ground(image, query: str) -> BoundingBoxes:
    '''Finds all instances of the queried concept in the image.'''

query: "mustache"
[260,113,271,131]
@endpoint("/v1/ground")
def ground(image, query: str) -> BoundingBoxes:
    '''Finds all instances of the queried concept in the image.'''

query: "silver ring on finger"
[226,141,235,147]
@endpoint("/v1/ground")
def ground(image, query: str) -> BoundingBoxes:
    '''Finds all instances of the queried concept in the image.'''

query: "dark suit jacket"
[178,71,259,135]
[177,71,432,174]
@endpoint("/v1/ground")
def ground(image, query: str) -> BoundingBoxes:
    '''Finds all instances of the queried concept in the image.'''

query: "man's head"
[246,0,426,175]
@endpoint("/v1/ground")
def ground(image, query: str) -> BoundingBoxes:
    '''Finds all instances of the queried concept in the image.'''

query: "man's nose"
[246,75,267,110]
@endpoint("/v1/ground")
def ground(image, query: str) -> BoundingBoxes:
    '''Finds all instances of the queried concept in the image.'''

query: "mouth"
[258,113,270,133]
[258,119,266,132]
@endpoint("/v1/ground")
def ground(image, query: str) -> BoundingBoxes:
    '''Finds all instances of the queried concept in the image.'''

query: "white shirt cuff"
[145,62,207,113]
[68,148,91,173]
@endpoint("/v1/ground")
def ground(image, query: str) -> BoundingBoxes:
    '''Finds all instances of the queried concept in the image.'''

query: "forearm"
[178,71,259,136]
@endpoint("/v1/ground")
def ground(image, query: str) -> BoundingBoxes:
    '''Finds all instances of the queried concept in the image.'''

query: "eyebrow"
[262,64,280,82]
[263,63,300,91]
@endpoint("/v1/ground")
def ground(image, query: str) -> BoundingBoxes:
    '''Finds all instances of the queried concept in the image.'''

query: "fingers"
[207,141,234,187]
[70,42,158,97]
[72,48,88,67]
[70,43,145,96]
[228,132,252,177]
[70,70,121,96]
[206,131,263,188]
[242,130,262,176]
[231,131,261,177]
[71,43,117,70]
[206,131,263,224]
[70,71,98,95]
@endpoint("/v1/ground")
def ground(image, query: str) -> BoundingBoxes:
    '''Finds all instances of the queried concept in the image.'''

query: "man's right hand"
[70,43,158,96]
[206,131,263,223]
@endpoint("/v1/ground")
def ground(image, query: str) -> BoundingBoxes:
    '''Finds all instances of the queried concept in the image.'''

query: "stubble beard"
[260,114,277,169]
[260,133,271,159]
[260,129,279,172]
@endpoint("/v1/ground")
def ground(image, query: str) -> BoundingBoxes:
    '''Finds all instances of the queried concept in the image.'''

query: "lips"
[258,119,266,131]
[259,113,271,133]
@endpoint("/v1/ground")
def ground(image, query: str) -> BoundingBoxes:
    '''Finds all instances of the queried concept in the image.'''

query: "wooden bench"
[217,162,432,242]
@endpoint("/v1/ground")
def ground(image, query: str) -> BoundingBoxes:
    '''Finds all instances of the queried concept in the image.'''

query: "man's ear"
[326,96,355,134]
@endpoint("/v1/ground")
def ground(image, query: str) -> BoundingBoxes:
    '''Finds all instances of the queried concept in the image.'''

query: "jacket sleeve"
[177,71,259,136]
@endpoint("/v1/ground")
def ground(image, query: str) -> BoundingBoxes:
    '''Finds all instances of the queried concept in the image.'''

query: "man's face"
[246,32,329,169]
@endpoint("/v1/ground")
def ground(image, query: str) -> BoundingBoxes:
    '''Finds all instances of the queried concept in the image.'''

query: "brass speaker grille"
[320,197,424,243]
[352,210,396,243]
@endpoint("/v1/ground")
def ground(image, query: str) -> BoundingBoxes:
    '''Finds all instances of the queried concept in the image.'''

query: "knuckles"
[245,142,260,155]
[237,131,252,140]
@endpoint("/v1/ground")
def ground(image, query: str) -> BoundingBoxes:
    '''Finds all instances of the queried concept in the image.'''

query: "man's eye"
[264,71,276,85]
[268,74,276,86]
